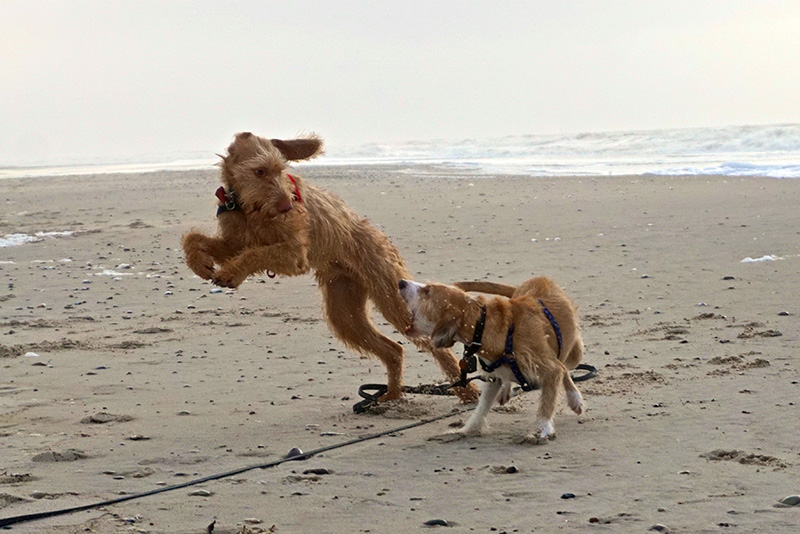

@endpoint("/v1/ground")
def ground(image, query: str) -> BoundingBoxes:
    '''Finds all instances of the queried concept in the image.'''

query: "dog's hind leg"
[562,337,584,370]
[533,360,567,439]
[562,370,585,415]
[319,271,405,401]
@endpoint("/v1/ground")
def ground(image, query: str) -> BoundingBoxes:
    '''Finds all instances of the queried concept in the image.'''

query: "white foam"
[94,269,134,276]
[741,255,781,263]
[314,123,800,178]
[3,123,799,179]
[0,158,216,180]
[0,231,75,248]
[0,234,40,247]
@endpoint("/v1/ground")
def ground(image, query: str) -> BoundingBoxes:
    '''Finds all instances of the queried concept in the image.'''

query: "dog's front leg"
[182,231,240,280]
[458,378,504,436]
[212,242,310,288]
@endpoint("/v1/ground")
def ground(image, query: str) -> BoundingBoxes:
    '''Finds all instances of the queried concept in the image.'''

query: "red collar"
[287,174,302,203]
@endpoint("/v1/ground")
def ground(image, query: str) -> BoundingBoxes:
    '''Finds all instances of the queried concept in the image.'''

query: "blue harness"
[477,299,563,392]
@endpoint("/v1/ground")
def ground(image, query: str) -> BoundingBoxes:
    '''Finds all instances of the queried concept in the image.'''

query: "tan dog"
[181,132,478,403]
[399,276,585,441]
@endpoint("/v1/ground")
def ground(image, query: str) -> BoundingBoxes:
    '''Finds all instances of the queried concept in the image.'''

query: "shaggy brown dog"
[181,132,478,403]
[399,276,584,441]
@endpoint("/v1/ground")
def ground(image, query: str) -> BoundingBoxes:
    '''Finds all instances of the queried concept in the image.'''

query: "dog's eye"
[254,169,266,178]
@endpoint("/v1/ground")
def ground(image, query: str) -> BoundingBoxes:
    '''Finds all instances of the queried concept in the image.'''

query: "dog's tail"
[454,281,517,298]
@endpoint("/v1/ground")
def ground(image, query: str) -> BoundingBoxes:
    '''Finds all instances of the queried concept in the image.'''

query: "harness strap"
[479,323,536,391]
[539,299,563,354]
[456,302,566,392]
[451,307,487,388]
[462,306,486,360]
[504,323,515,355]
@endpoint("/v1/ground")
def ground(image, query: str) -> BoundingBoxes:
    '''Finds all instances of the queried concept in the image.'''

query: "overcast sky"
[2,1,799,166]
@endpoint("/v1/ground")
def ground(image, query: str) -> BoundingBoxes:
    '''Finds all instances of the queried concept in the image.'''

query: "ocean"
[2,123,799,179]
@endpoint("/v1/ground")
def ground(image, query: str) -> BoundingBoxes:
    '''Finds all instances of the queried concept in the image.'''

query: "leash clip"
[461,352,478,374]
[225,192,237,211]
[446,353,480,391]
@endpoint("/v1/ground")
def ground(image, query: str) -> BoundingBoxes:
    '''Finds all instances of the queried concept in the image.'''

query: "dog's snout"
[399,280,407,290]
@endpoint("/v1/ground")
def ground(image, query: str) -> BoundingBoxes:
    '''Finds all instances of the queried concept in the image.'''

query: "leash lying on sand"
[353,363,598,413]
[0,406,475,529]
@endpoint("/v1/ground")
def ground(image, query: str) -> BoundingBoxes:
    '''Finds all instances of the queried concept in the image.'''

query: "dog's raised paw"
[212,269,246,288]
[186,255,216,280]
[567,391,585,415]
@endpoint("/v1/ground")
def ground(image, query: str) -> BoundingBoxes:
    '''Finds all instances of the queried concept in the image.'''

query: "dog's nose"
[398,280,407,290]
[278,200,293,214]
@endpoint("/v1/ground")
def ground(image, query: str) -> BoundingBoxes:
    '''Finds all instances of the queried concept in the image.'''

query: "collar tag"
[215,186,228,204]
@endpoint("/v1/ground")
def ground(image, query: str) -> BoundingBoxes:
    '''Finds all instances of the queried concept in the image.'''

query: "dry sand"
[1,166,799,533]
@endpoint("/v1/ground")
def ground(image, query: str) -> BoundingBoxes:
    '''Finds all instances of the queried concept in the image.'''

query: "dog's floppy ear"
[430,317,459,348]
[224,132,258,164]
[271,135,324,161]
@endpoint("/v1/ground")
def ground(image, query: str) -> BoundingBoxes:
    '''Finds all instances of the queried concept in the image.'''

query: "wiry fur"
[182,132,479,403]
[399,276,585,441]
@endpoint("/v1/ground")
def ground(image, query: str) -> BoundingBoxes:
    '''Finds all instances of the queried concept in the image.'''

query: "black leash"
[571,363,598,382]
[354,362,598,413]
[355,307,491,413]
[0,407,471,529]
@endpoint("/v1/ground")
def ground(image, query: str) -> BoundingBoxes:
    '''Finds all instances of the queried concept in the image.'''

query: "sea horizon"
[2,122,799,180]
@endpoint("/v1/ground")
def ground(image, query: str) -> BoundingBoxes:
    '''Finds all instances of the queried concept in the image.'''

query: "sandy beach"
[1,166,799,533]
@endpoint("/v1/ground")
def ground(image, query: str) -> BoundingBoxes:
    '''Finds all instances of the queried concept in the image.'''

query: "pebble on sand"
[286,447,304,459]
[303,468,332,475]
[189,489,213,497]
[778,495,800,506]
